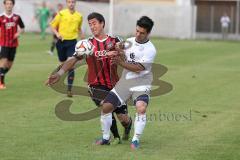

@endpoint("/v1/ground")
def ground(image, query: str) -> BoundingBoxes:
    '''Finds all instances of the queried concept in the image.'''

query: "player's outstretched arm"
[45,57,79,86]
[61,57,79,73]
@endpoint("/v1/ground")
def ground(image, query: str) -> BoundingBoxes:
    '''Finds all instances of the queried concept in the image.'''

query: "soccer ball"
[74,39,94,56]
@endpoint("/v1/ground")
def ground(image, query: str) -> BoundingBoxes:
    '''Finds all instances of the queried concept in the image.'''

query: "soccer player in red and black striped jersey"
[0,0,25,89]
[86,34,119,89]
[46,12,132,144]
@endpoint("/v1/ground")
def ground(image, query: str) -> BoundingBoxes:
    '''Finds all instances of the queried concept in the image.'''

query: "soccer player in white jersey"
[95,16,156,149]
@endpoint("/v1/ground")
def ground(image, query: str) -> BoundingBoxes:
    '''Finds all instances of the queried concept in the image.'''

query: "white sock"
[132,113,146,142]
[101,113,112,140]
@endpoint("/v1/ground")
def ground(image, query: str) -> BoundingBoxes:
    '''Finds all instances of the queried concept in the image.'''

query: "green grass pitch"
[0,33,239,160]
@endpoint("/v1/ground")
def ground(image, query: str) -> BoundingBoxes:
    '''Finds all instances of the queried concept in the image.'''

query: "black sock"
[0,68,5,84]
[3,68,9,74]
[67,69,75,91]
[0,75,4,84]
[121,117,132,134]
[0,68,3,74]
[50,42,55,52]
[110,113,120,138]
[0,68,9,74]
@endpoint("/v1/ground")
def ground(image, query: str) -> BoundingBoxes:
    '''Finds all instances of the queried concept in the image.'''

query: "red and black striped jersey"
[86,35,121,89]
[0,13,25,47]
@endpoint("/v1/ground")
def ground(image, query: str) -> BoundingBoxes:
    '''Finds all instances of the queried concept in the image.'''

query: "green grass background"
[0,33,239,160]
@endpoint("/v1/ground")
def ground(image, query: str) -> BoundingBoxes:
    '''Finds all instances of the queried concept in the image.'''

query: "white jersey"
[221,16,230,28]
[123,37,156,80]
[111,37,156,103]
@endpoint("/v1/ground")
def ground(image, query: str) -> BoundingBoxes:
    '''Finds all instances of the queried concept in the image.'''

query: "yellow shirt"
[50,9,83,40]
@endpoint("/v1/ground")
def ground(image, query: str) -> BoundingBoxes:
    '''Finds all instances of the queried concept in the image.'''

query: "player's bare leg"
[131,100,148,150]
[6,61,13,69]
[0,59,11,89]
[0,58,8,68]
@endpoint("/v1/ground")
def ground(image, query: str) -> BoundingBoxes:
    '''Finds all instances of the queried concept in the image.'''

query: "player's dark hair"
[137,16,154,33]
[3,0,15,5]
[87,12,105,28]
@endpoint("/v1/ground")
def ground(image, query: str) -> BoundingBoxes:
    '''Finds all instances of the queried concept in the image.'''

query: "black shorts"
[88,85,128,114]
[56,39,77,62]
[0,47,17,61]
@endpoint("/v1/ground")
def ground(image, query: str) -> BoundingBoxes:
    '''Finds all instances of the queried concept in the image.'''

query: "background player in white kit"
[220,12,230,40]
[95,16,156,150]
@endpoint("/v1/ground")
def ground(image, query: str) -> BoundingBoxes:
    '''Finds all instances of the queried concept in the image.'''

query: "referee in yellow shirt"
[50,0,83,97]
